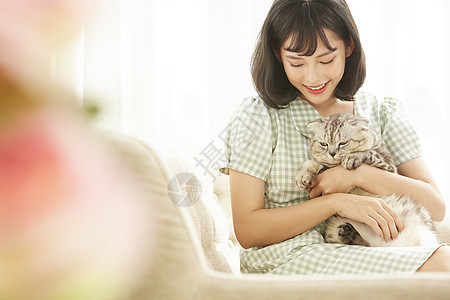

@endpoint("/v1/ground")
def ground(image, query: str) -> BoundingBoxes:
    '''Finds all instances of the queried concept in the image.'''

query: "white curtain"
[56,0,272,144]
[348,0,450,209]
[56,0,450,211]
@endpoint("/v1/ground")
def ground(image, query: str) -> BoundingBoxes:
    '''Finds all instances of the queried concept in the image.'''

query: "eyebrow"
[284,48,337,60]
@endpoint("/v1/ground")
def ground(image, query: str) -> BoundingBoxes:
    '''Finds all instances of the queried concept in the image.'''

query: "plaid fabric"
[220,90,439,275]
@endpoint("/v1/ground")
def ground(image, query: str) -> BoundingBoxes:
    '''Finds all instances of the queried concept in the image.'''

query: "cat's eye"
[339,141,349,147]
[319,142,328,147]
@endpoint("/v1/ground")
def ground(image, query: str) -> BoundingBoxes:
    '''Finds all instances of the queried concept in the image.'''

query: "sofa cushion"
[147,140,240,274]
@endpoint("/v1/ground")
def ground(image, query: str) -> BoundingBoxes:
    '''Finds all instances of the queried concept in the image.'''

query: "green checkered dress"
[220,91,440,275]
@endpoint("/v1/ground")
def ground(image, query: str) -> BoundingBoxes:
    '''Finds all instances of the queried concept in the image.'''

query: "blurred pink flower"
[0,119,63,227]
[0,2,156,298]
[0,0,93,91]
[0,107,155,299]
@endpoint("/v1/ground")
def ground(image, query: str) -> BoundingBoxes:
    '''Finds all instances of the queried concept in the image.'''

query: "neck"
[310,98,353,117]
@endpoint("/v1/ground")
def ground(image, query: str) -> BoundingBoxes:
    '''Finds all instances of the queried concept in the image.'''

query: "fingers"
[307,167,354,198]
[381,201,404,233]
[334,195,404,243]
[307,179,320,198]
[308,178,317,191]
[309,177,331,198]
[365,217,384,239]
[370,210,397,241]
[308,184,322,199]
[361,211,396,242]
[369,201,403,242]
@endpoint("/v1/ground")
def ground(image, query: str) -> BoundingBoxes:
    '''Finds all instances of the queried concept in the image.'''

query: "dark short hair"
[251,0,366,109]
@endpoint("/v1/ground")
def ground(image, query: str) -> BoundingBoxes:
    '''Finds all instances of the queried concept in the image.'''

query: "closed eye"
[339,141,348,147]
[319,142,328,147]
[320,57,336,65]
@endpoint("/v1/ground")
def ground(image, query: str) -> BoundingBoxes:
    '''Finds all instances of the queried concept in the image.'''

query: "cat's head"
[307,113,376,167]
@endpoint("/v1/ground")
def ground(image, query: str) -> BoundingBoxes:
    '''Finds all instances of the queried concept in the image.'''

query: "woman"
[220,0,449,275]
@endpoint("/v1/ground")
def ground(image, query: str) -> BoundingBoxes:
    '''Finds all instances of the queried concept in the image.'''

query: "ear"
[345,37,355,58]
[306,118,323,133]
[350,115,369,128]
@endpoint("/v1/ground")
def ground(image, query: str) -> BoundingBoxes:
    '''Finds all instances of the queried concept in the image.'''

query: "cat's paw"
[342,153,367,170]
[338,222,358,242]
[295,160,323,191]
[337,222,370,246]
[295,169,314,191]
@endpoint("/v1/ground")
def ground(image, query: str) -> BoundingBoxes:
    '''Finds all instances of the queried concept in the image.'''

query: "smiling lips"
[304,81,329,95]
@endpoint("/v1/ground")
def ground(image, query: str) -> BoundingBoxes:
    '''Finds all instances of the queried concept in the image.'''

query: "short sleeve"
[219,97,273,181]
[380,97,421,165]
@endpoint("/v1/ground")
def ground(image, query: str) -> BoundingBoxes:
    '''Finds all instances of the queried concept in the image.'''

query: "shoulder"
[355,91,421,164]
[355,90,406,120]
[355,90,403,109]
[231,96,278,127]
[233,96,274,115]
[222,97,278,180]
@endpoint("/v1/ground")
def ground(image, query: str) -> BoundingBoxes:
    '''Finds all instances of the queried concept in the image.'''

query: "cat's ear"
[351,115,369,128]
[306,118,324,133]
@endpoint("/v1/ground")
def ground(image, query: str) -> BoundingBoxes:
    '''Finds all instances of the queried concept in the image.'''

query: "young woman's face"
[280,29,353,106]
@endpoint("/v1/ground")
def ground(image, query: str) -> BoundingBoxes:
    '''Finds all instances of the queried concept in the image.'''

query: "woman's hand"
[310,166,404,241]
[331,194,404,242]
[308,166,356,198]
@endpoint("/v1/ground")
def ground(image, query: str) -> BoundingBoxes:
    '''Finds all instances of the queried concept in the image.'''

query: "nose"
[305,64,319,83]
[328,145,337,158]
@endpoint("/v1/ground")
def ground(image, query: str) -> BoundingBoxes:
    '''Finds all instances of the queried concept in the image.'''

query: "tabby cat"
[295,113,438,247]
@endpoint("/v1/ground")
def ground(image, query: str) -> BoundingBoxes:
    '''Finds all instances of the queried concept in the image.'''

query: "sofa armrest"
[201,271,450,300]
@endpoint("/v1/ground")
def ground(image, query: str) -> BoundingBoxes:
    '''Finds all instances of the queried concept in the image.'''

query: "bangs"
[276,2,342,56]
[284,26,336,56]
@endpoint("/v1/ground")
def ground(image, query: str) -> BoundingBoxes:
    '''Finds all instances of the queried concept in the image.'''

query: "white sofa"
[108,133,450,299]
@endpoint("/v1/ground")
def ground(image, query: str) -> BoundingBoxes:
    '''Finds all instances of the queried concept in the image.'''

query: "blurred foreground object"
[0,0,92,93]
[0,102,155,300]
[0,0,156,299]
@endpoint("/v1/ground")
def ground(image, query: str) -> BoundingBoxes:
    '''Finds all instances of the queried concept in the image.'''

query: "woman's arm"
[230,169,402,249]
[229,169,333,248]
[358,158,445,221]
[309,158,446,221]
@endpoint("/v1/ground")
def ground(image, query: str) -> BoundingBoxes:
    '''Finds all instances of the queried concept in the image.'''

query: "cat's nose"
[329,151,336,158]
